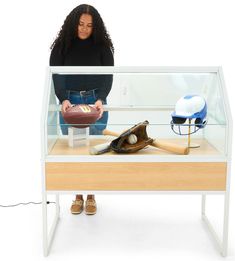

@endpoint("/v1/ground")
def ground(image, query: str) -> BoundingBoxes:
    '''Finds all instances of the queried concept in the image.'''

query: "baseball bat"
[89,142,111,155]
[102,129,189,155]
[89,131,117,155]
[102,129,121,137]
[151,140,189,155]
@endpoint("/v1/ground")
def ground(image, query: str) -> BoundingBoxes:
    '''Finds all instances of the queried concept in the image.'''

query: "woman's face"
[78,14,93,40]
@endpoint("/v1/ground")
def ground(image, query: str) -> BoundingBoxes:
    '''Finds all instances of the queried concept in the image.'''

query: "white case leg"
[201,193,230,256]
[42,193,60,257]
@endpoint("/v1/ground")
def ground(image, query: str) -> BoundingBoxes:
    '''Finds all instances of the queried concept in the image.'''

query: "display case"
[41,67,232,256]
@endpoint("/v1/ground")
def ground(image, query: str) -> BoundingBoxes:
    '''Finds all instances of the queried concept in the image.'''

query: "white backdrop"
[0,0,234,260]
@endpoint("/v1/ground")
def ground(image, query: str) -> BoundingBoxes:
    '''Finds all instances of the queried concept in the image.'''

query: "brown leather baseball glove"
[110,120,153,153]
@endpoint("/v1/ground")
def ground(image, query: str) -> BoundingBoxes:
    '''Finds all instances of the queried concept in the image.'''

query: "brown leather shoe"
[85,198,97,215]
[70,199,84,214]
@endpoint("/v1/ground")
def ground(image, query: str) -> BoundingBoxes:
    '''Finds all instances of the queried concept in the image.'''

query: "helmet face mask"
[171,118,207,135]
[171,95,207,136]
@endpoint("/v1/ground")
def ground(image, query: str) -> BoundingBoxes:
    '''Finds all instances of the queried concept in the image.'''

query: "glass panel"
[46,70,227,157]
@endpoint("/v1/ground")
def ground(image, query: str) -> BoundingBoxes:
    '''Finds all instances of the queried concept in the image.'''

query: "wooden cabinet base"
[45,162,226,191]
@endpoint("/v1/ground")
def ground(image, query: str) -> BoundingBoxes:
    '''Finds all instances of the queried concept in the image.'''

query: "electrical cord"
[0,201,56,207]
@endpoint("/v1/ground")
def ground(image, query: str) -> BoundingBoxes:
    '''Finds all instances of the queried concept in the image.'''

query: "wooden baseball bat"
[151,140,189,155]
[102,129,121,137]
[102,129,189,155]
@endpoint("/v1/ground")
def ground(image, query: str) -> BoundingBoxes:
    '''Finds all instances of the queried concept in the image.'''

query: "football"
[62,104,100,128]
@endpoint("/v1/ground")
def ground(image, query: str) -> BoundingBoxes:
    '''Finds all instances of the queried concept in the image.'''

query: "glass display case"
[41,67,232,256]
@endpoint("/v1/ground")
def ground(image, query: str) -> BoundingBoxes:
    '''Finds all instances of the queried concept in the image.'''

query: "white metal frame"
[41,66,232,257]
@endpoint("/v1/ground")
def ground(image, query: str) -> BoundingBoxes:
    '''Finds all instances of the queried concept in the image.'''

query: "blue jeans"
[59,91,108,135]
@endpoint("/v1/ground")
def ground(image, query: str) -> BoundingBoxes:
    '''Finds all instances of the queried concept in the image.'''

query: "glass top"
[43,68,228,157]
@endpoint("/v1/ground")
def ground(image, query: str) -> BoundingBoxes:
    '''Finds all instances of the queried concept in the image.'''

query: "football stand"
[68,126,89,147]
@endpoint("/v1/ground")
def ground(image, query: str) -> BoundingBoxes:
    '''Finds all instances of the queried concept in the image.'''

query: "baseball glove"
[110,120,153,153]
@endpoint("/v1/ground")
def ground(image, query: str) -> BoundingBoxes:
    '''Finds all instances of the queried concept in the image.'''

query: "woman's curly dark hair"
[50,4,114,55]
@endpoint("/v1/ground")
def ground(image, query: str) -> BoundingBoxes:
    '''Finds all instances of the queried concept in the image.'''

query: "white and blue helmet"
[171,95,207,135]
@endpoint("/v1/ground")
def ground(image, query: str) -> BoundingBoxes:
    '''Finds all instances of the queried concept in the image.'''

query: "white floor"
[1,193,235,261]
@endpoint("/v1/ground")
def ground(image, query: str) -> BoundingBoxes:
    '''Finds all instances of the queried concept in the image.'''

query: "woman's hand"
[94,100,104,119]
[61,100,72,114]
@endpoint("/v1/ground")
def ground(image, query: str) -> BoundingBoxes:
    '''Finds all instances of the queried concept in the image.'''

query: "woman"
[49,4,114,215]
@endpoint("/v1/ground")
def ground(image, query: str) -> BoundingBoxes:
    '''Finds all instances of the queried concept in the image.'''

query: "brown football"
[62,104,100,128]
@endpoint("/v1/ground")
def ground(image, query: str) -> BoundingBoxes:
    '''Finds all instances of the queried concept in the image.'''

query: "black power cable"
[0,201,56,207]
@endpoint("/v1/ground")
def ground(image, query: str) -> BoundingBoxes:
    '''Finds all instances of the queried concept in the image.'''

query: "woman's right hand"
[61,100,72,114]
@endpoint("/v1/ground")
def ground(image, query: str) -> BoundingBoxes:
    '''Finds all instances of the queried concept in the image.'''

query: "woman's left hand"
[94,100,104,119]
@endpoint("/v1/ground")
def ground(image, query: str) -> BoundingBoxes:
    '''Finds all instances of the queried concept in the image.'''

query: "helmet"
[171,95,207,135]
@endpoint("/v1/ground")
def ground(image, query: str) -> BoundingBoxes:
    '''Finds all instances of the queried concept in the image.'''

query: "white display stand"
[68,126,89,147]
[41,66,232,256]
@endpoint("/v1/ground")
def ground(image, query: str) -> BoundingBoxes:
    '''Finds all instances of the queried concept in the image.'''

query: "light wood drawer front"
[45,162,226,191]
